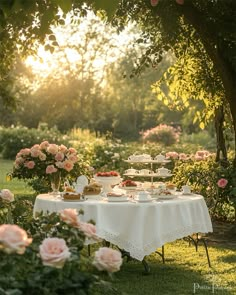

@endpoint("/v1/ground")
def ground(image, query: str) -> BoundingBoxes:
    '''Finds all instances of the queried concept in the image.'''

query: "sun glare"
[24,11,139,88]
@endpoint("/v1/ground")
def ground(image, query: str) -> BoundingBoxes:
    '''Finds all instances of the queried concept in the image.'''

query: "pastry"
[83,181,102,195]
[63,193,81,200]
[96,171,120,177]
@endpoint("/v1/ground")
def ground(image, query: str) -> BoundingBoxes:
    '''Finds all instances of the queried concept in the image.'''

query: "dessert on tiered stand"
[123,153,175,197]
[94,171,122,193]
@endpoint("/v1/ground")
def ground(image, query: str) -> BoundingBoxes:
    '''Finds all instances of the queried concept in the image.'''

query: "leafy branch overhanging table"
[33,193,213,271]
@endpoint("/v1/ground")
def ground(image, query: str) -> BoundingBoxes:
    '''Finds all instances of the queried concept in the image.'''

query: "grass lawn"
[0,158,34,196]
[1,159,236,294]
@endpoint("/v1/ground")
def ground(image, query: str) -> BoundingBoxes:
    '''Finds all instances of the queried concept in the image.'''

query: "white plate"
[106,197,129,202]
[119,186,137,190]
[62,198,85,202]
[84,195,102,200]
[135,199,154,203]
[156,195,177,200]
[180,192,192,196]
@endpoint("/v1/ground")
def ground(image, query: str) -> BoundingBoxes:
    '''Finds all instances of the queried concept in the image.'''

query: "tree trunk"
[214,106,227,162]
[181,3,236,166]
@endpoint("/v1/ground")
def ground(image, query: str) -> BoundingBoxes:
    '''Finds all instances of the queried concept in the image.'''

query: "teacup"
[155,154,166,162]
[136,191,151,200]
[182,185,191,194]
[157,167,171,176]
[141,154,152,161]
[139,169,151,175]
[128,155,139,161]
[125,169,137,175]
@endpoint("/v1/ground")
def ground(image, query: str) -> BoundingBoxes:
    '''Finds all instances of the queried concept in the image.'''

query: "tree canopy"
[1,0,236,161]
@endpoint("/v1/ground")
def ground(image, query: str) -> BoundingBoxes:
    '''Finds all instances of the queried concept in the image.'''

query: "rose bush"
[11,141,92,193]
[173,157,236,222]
[0,206,122,294]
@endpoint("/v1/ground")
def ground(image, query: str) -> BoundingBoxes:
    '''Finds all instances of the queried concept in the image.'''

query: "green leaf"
[199,122,205,130]
[93,0,119,19]
[56,0,72,13]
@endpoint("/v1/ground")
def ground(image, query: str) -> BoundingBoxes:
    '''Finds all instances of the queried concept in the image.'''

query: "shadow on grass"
[112,260,234,295]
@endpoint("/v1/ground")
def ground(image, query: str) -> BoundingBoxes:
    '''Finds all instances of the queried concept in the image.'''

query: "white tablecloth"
[33,194,213,261]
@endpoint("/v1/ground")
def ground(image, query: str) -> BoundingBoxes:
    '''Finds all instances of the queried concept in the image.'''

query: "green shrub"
[172,157,236,222]
[180,131,216,150]
[0,125,66,159]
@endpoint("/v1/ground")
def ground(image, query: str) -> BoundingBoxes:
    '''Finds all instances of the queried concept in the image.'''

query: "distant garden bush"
[0,125,67,159]
[141,124,180,146]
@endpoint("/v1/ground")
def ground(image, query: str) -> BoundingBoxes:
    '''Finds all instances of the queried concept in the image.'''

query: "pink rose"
[55,161,64,168]
[15,157,24,165]
[68,154,78,162]
[39,238,71,268]
[39,152,46,161]
[176,0,184,5]
[68,147,77,154]
[24,161,35,169]
[93,247,122,273]
[40,141,49,150]
[0,189,14,202]
[0,224,32,254]
[63,160,74,172]
[60,209,80,227]
[217,178,228,188]
[19,148,31,156]
[179,153,188,160]
[55,152,65,162]
[46,165,58,174]
[194,155,204,161]
[166,151,179,159]
[59,144,68,153]
[79,222,98,239]
[31,148,41,157]
[151,0,158,6]
[47,144,59,155]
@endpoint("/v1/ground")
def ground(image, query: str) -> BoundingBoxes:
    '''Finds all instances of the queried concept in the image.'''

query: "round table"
[33,193,213,261]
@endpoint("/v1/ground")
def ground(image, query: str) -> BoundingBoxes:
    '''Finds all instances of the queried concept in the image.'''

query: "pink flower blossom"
[55,152,65,162]
[40,141,49,150]
[166,151,179,159]
[60,209,80,227]
[79,222,98,239]
[0,224,32,254]
[194,155,204,161]
[0,189,14,202]
[59,144,67,153]
[47,144,59,155]
[39,238,71,268]
[55,161,64,168]
[68,154,78,162]
[19,148,31,156]
[63,160,74,172]
[217,178,228,188]
[179,153,188,160]
[93,247,122,273]
[30,148,41,157]
[39,152,46,161]
[46,165,58,174]
[176,0,184,5]
[150,0,158,6]
[15,157,24,165]
[24,161,35,169]
[68,147,77,154]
